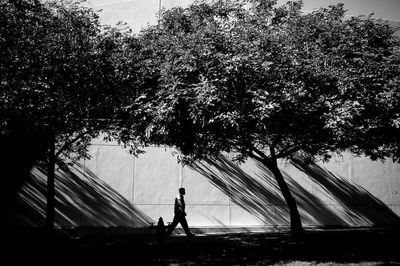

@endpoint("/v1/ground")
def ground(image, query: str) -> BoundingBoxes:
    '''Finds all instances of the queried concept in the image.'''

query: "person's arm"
[174,197,179,214]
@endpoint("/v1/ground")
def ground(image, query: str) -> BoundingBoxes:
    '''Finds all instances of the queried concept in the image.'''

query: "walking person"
[166,187,195,238]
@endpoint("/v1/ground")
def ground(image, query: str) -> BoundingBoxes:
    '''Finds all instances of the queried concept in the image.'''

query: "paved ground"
[4,228,400,265]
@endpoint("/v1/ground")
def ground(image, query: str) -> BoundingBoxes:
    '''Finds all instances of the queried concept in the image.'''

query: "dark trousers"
[166,213,192,236]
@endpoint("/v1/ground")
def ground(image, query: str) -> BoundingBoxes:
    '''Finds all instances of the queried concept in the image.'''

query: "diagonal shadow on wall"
[192,155,400,227]
[291,159,400,227]
[17,161,153,227]
[15,152,400,228]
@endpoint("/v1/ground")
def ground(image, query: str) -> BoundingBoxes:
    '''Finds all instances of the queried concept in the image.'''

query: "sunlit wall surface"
[88,0,193,33]
[19,139,400,229]
[87,0,400,34]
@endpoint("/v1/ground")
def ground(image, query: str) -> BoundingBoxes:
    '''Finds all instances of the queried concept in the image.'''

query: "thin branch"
[275,144,303,159]
[249,145,270,162]
[54,117,119,158]
[55,130,91,158]
[248,152,266,165]
[270,145,276,160]
[229,137,270,164]
[271,134,282,151]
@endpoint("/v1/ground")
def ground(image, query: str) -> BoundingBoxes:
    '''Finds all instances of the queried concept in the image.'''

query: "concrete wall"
[18,140,400,229]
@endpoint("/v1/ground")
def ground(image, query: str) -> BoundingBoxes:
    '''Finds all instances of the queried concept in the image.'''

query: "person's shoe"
[187,233,195,238]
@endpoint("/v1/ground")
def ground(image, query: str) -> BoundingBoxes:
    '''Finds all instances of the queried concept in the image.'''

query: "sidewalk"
[4,228,400,265]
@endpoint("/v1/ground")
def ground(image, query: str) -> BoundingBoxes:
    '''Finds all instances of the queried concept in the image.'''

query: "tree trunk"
[266,159,303,238]
[45,133,56,229]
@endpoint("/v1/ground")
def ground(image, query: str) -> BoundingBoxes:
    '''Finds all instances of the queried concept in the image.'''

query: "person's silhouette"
[166,187,195,238]
[156,217,166,244]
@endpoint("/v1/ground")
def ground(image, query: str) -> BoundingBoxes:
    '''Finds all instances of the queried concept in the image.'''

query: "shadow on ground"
[4,228,400,265]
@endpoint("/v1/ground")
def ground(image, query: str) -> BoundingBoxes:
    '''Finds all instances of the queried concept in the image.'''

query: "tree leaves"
[120,0,400,163]
[1,0,137,160]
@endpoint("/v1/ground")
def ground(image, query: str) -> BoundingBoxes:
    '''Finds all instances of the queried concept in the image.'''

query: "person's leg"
[166,215,179,237]
[179,216,194,236]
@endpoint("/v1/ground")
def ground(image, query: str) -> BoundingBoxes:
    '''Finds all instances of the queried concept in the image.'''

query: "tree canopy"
[0,0,140,227]
[2,0,399,235]
[125,0,400,164]
[0,0,139,159]
[119,0,400,235]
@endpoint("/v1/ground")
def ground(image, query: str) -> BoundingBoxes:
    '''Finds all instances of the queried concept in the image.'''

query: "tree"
[0,0,137,228]
[119,0,400,237]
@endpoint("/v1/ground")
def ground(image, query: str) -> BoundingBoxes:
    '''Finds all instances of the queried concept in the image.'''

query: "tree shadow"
[291,159,400,227]
[0,133,47,227]
[11,150,400,229]
[192,155,400,228]
[17,161,153,227]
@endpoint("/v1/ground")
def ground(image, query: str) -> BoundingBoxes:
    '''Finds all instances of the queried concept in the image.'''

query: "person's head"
[179,187,186,195]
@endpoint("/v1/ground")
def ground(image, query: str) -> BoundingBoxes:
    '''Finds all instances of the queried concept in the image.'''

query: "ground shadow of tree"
[192,155,400,227]
[17,161,153,227]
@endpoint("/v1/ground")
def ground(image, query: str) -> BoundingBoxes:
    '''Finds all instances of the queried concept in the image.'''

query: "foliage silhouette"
[119,0,400,236]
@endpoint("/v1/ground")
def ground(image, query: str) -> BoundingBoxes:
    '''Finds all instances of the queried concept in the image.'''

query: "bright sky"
[87,0,400,32]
